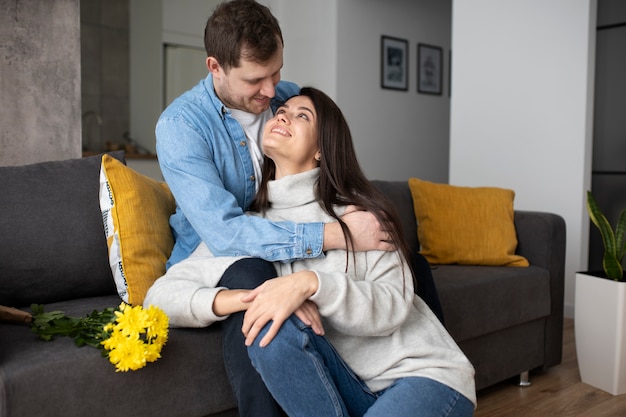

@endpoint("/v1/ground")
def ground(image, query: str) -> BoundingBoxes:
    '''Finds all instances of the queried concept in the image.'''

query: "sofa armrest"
[514,210,566,368]
[514,211,565,270]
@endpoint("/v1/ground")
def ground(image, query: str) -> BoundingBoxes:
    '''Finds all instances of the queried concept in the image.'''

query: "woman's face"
[262,95,321,179]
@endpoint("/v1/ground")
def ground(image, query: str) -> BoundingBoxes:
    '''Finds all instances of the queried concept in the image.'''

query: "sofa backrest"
[372,180,419,254]
[0,152,124,307]
[0,167,417,308]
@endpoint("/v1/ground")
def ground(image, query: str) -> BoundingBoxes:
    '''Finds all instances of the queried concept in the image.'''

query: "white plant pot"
[575,272,626,395]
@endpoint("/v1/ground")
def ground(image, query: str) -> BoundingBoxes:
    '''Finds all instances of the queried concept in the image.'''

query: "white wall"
[130,0,220,155]
[449,0,598,317]
[130,0,163,155]
[130,0,452,182]
[337,0,452,182]
[162,0,212,48]
[268,0,339,97]
[274,0,452,182]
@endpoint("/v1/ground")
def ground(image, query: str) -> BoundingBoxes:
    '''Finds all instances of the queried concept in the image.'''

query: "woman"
[240,87,475,416]
[145,87,475,416]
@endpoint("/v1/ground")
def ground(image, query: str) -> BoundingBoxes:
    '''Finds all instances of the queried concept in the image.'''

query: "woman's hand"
[240,271,320,347]
[212,289,252,317]
[294,300,325,338]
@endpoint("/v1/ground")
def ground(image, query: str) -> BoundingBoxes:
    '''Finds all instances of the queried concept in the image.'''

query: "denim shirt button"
[249,175,255,182]
[305,248,313,255]
[240,141,246,147]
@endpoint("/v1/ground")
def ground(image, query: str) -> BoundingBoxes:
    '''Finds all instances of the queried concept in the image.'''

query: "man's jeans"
[248,316,474,417]
[218,258,286,417]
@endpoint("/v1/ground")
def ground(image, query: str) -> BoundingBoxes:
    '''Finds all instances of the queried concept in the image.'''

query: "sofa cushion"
[433,265,551,342]
[0,297,236,417]
[408,178,528,267]
[0,153,124,307]
[99,155,176,306]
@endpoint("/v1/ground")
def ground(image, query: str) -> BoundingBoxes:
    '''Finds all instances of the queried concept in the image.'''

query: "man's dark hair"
[204,0,284,71]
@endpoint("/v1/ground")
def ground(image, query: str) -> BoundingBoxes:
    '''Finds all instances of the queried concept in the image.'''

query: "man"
[153,1,390,416]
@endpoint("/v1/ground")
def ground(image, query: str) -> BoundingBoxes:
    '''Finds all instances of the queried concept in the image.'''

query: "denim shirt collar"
[201,73,229,121]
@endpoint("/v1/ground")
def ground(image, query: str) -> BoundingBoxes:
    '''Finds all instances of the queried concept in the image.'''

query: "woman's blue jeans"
[248,316,474,417]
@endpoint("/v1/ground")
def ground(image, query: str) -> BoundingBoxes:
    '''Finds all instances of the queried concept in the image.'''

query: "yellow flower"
[143,342,162,363]
[106,336,148,372]
[144,304,169,344]
[111,303,148,339]
[102,303,169,372]
[30,302,169,373]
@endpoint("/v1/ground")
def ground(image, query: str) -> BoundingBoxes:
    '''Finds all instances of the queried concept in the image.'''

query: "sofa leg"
[518,371,532,387]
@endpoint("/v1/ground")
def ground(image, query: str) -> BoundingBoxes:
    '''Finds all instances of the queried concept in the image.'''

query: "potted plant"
[575,191,626,395]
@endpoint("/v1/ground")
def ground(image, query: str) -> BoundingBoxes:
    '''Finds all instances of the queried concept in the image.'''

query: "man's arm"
[157,112,326,262]
[158,121,390,264]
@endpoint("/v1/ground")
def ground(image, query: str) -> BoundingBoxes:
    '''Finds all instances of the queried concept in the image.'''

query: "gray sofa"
[0,154,566,417]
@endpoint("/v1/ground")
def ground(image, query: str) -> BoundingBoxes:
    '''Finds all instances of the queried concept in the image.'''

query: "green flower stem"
[30,303,169,372]
[30,304,117,349]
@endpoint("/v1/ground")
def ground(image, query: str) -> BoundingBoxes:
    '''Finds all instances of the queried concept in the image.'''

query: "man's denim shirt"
[156,73,323,268]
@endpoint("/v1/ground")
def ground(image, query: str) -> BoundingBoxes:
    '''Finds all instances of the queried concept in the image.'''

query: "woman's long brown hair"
[251,87,416,291]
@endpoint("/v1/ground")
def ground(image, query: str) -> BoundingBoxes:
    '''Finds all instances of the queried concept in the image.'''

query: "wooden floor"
[474,319,626,416]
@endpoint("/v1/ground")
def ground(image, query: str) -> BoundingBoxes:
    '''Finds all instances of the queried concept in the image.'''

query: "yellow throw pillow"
[408,178,528,267]
[99,154,176,305]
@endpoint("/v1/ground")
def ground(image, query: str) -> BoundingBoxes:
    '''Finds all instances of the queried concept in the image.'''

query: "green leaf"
[30,304,118,347]
[603,251,623,280]
[587,191,625,281]
[616,209,626,260]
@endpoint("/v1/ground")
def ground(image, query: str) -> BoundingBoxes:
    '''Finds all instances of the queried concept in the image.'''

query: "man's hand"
[323,206,395,252]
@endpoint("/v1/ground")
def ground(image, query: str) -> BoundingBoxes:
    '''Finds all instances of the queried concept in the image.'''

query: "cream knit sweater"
[144,168,476,405]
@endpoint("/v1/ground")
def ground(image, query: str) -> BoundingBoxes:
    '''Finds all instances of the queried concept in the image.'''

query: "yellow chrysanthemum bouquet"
[31,303,169,372]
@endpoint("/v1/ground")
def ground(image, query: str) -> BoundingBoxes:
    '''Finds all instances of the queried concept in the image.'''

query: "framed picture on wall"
[381,36,408,91]
[417,43,443,95]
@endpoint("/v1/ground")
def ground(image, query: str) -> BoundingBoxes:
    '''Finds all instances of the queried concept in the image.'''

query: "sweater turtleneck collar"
[267,168,320,209]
